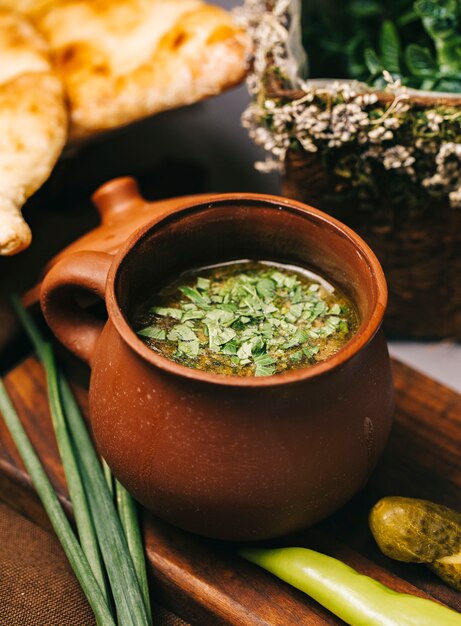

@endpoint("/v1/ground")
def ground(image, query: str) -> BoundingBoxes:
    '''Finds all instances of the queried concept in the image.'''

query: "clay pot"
[40,183,394,541]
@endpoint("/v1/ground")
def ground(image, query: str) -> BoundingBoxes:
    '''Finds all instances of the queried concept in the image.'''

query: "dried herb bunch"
[237,0,461,210]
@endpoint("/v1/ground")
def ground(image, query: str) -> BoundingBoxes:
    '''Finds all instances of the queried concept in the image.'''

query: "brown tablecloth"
[0,503,189,626]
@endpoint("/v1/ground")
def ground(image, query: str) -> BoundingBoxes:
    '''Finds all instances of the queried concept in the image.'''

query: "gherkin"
[370,496,461,591]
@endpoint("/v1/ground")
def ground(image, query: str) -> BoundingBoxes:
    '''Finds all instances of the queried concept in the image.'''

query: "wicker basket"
[240,2,461,340]
[282,145,461,339]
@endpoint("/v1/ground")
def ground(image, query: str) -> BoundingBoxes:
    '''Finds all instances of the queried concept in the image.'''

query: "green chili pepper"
[239,547,461,626]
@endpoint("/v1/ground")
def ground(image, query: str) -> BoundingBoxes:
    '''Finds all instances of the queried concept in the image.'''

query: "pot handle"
[40,251,113,366]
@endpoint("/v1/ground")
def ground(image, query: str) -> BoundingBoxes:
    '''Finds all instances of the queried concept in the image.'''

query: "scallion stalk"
[0,379,115,626]
[11,295,152,626]
[43,343,109,606]
[103,459,114,497]
[60,378,150,626]
[116,479,152,623]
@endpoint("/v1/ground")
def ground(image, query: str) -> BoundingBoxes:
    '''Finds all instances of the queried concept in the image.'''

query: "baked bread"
[0,8,67,255]
[0,1,247,254]
[3,0,249,139]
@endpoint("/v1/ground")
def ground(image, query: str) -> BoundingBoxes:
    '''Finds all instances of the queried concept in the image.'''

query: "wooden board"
[1,353,461,625]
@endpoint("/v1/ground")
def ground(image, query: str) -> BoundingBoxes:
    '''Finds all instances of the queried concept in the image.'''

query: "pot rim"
[105,193,387,388]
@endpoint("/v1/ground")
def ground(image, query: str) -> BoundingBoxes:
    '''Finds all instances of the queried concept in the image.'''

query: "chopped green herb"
[290,350,303,362]
[310,300,328,320]
[134,261,358,377]
[256,277,276,300]
[178,339,200,358]
[197,277,210,290]
[167,324,198,343]
[179,286,211,307]
[221,340,239,356]
[151,307,183,320]
[271,271,286,286]
[254,353,277,377]
[205,309,236,326]
[250,335,266,356]
[287,303,304,321]
[181,310,205,322]
[237,339,254,362]
[137,326,166,340]
[303,345,321,360]
[283,328,310,349]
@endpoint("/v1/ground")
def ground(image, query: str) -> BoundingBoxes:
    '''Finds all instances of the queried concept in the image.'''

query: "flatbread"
[3,0,249,138]
[0,1,246,254]
[0,9,67,255]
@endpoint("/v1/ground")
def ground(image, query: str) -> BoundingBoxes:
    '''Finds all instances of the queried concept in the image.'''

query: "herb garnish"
[135,262,357,377]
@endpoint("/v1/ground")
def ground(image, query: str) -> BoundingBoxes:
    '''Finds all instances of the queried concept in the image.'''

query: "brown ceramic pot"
[40,189,394,541]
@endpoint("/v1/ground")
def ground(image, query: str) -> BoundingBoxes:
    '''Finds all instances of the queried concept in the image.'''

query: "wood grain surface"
[0,353,460,625]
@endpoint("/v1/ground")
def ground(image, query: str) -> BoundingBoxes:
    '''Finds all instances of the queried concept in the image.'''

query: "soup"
[133,260,359,377]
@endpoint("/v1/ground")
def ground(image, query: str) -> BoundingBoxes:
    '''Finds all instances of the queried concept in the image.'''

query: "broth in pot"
[133,260,358,377]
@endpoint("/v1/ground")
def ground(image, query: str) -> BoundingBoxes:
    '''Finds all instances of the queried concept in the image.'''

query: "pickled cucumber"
[370,496,461,591]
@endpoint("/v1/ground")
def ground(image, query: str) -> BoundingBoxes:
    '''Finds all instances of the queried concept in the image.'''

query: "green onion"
[74,441,148,626]
[0,379,115,626]
[11,295,152,626]
[102,459,114,497]
[43,343,109,605]
[58,366,151,626]
[116,479,152,623]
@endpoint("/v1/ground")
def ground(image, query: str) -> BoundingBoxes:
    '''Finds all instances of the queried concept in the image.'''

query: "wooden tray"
[1,350,461,625]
